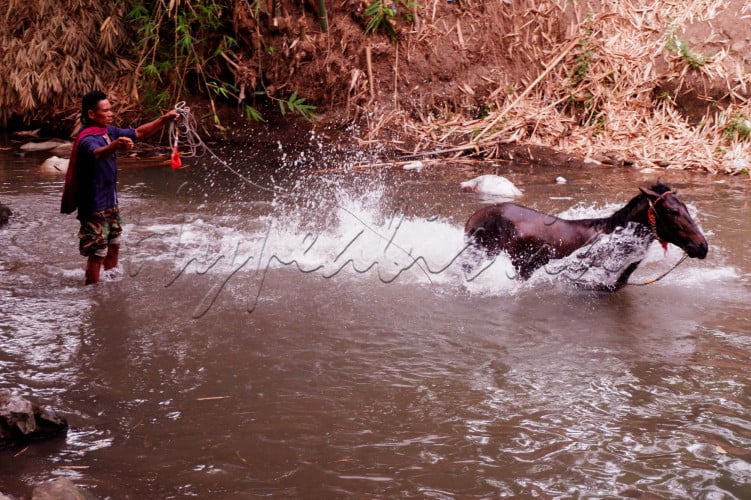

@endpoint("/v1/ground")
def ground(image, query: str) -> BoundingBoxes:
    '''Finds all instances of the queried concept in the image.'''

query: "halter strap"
[646,190,673,252]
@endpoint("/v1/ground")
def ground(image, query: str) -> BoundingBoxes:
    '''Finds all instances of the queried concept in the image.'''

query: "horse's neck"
[592,195,651,234]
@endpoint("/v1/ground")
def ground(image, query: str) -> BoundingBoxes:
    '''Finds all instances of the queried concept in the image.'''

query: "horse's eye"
[665,208,680,216]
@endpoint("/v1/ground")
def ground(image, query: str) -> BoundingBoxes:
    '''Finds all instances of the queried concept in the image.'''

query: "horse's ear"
[639,186,659,199]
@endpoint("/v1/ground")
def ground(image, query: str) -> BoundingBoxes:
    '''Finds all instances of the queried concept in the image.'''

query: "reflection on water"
[1,146,750,498]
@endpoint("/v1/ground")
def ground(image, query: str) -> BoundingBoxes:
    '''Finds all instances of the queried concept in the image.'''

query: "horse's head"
[639,182,708,259]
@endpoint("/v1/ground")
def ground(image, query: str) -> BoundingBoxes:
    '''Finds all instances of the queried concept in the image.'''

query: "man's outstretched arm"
[135,110,179,139]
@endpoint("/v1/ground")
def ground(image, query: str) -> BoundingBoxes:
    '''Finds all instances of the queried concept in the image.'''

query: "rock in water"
[0,203,11,227]
[19,139,69,152]
[39,155,69,174]
[0,389,68,446]
[402,160,425,172]
[32,478,92,500]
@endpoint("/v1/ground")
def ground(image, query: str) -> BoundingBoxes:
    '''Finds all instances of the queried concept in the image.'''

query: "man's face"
[87,99,114,127]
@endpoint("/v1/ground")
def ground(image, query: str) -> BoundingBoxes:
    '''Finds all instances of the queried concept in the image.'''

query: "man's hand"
[162,110,179,123]
[136,110,179,139]
[93,136,133,159]
[113,136,134,152]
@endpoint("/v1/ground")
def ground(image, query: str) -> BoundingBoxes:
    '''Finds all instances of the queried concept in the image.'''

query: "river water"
[1,134,750,498]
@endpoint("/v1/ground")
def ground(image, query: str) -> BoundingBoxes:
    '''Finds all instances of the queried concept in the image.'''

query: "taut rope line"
[167,102,432,281]
[628,252,688,286]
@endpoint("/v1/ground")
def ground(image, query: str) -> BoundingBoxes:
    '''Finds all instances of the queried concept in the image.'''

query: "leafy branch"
[363,0,420,41]
[278,92,317,120]
[665,32,710,69]
[126,0,316,126]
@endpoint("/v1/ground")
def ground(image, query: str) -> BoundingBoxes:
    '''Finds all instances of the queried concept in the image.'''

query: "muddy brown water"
[1,142,750,498]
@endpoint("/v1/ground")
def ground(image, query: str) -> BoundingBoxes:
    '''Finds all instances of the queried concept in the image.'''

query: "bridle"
[646,190,673,252]
[629,189,688,286]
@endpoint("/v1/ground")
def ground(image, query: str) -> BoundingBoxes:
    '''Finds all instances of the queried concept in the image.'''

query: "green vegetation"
[723,115,751,140]
[278,92,317,120]
[564,38,604,127]
[571,46,593,85]
[129,1,260,124]
[125,0,318,125]
[363,0,420,40]
[665,34,709,69]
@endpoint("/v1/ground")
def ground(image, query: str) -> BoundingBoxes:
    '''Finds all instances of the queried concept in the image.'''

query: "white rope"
[170,101,280,194]
[171,101,207,158]
[168,102,431,280]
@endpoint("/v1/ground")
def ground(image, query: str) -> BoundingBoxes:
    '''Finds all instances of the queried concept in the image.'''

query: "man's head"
[81,90,112,127]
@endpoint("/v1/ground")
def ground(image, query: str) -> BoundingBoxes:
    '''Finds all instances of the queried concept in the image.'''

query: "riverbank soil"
[227,0,751,174]
[3,0,751,174]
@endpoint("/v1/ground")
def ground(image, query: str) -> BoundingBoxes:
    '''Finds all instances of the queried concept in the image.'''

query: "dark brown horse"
[464,180,708,290]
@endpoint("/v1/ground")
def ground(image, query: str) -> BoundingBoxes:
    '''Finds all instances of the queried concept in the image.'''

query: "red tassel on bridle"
[647,196,669,255]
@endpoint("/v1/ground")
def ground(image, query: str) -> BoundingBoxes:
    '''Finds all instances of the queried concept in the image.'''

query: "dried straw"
[381,0,751,175]
[1,1,132,126]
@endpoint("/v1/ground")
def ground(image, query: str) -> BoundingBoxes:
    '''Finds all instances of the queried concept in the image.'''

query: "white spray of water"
[126,172,530,306]
[125,146,729,309]
[128,184,728,303]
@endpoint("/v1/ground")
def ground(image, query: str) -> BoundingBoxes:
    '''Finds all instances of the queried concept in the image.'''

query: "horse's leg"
[611,261,641,291]
[462,230,502,276]
[511,240,555,280]
[461,240,489,275]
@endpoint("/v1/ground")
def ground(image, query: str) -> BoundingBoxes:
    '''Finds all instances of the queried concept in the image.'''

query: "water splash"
[533,222,652,291]
[124,171,728,316]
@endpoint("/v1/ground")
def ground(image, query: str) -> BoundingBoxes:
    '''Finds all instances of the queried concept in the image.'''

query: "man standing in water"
[61,90,178,285]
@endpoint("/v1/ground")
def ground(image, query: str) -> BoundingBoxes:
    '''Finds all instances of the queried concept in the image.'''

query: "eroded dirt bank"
[3,0,751,174]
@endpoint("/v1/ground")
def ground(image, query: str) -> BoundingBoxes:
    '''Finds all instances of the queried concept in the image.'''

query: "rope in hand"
[169,101,281,194]
[169,101,202,168]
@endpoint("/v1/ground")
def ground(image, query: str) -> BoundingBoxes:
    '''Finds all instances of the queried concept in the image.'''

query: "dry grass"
[370,0,751,175]
[3,0,750,175]
[1,0,134,126]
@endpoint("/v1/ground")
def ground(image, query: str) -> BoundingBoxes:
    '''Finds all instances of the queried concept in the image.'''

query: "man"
[61,90,178,285]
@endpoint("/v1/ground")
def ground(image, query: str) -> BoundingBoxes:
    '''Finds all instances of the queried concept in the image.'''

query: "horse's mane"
[648,180,672,195]
[603,180,672,230]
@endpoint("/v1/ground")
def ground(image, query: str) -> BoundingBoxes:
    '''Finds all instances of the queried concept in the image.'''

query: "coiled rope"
[170,101,281,194]
[170,101,206,159]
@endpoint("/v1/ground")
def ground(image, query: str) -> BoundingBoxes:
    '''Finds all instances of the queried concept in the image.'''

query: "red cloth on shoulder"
[60,126,107,214]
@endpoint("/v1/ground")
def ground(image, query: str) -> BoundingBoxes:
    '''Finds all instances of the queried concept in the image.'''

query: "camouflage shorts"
[78,206,123,258]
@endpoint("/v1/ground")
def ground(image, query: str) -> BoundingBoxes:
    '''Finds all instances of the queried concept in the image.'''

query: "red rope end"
[170,147,182,169]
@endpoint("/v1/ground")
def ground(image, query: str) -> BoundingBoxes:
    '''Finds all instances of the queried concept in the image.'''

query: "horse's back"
[464,202,549,236]
[463,202,598,276]
[464,203,537,257]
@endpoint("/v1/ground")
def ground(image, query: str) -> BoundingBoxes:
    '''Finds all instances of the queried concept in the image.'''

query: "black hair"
[81,90,107,125]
